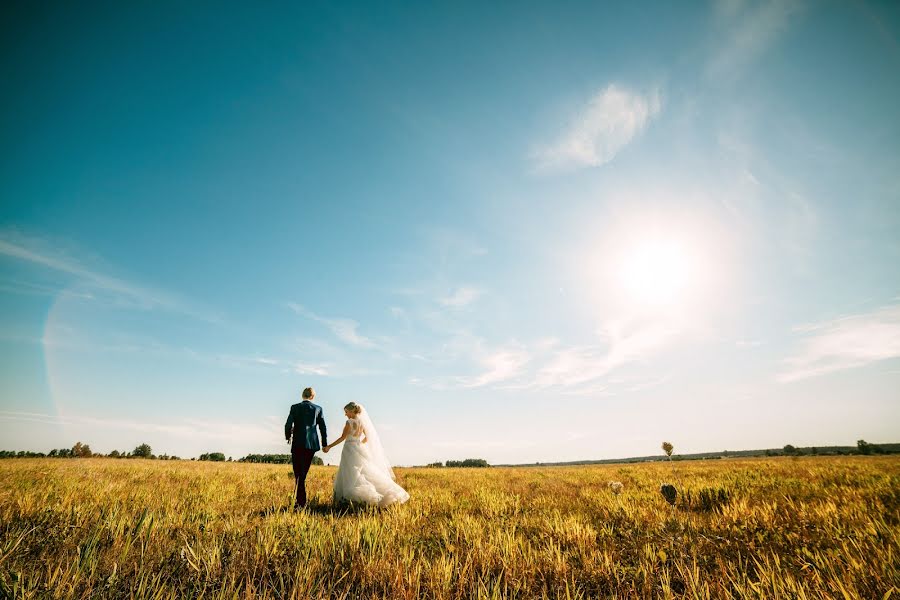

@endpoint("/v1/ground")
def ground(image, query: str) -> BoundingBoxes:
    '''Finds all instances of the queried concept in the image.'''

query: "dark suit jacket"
[285,400,327,451]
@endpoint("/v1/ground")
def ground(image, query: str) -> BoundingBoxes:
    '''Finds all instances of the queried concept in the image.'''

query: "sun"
[615,237,696,309]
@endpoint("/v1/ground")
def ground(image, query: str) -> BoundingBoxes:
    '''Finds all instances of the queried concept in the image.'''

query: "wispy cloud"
[286,303,375,348]
[409,319,678,393]
[529,320,677,388]
[438,286,483,309]
[422,227,487,264]
[294,361,330,376]
[0,230,219,322]
[431,439,538,450]
[0,410,280,447]
[779,302,900,382]
[707,0,803,79]
[533,84,661,172]
[460,348,532,388]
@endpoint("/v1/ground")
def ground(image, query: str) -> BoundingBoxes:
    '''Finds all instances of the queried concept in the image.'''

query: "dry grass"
[1,456,898,598]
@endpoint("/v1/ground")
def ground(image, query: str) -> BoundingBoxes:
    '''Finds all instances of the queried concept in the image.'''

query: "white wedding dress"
[333,411,410,507]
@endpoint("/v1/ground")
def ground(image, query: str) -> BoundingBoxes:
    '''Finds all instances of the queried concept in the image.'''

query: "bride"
[322,402,410,507]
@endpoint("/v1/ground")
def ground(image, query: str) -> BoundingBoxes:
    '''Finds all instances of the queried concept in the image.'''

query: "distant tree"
[783,444,799,456]
[109,450,121,458]
[199,452,226,462]
[810,447,818,455]
[858,440,885,455]
[71,442,92,458]
[312,456,324,466]
[426,462,444,468]
[132,443,152,458]
[49,449,58,457]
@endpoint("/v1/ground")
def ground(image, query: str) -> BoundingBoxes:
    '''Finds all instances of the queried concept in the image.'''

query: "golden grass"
[1,456,898,598]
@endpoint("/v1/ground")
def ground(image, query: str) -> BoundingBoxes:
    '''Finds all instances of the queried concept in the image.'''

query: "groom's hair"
[302,387,315,400]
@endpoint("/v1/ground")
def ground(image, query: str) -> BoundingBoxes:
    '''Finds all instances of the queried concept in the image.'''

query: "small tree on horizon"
[132,443,152,458]
[71,442,92,458]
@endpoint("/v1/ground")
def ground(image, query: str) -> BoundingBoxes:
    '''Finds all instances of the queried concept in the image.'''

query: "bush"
[199,452,226,462]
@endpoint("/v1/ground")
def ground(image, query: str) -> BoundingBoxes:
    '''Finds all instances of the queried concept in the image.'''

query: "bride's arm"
[323,421,351,453]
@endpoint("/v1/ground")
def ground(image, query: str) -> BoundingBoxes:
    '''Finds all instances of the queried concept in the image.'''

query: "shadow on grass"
[257,498,379,518]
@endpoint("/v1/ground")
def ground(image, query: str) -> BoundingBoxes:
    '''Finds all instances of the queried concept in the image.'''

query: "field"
[1,457,898,599]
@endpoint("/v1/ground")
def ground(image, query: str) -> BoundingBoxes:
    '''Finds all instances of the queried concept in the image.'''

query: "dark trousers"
[291,447,316,507]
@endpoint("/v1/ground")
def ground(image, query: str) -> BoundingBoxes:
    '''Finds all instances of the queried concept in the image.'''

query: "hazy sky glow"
[1,1,899,464]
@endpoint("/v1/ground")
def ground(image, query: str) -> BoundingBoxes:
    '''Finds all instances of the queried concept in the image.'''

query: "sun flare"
[616,238,695,308]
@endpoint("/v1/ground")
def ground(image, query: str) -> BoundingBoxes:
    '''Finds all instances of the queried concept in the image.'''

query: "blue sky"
[1,1,899,464]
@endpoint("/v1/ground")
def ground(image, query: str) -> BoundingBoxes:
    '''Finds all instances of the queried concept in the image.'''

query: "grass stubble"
[0,456,898,599]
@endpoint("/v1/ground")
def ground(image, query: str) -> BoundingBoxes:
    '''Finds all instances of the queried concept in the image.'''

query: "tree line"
[240,453,324,465]
[0,443,319,464]
[427,458,490,468]
[768,440,891,457]
[0,442,179,460]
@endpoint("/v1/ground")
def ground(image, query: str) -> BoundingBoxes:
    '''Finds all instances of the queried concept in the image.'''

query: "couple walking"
[284,387,410,509]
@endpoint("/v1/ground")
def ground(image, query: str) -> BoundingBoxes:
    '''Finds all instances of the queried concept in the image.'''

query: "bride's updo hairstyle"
[344,402,362,416]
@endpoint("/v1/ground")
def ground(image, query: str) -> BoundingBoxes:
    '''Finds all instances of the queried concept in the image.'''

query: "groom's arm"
[284,408,294,442]
[317,408,328,447]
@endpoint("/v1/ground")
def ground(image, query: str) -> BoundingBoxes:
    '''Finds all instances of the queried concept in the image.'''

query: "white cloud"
[294,361,330,376]
[533,84,662,172]
[286,303,375,348]
[408,319,678,392]
[438,286,483,308]
[422,227,488,263]
[707,0,803,79]
[529,320,677,388]
[0,410,279,448]
[779,302,900,382]
[461,349,532,388]
[0,230,218,322]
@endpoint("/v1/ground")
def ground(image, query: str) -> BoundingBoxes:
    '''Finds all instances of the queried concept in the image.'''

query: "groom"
[284,387,328,509]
